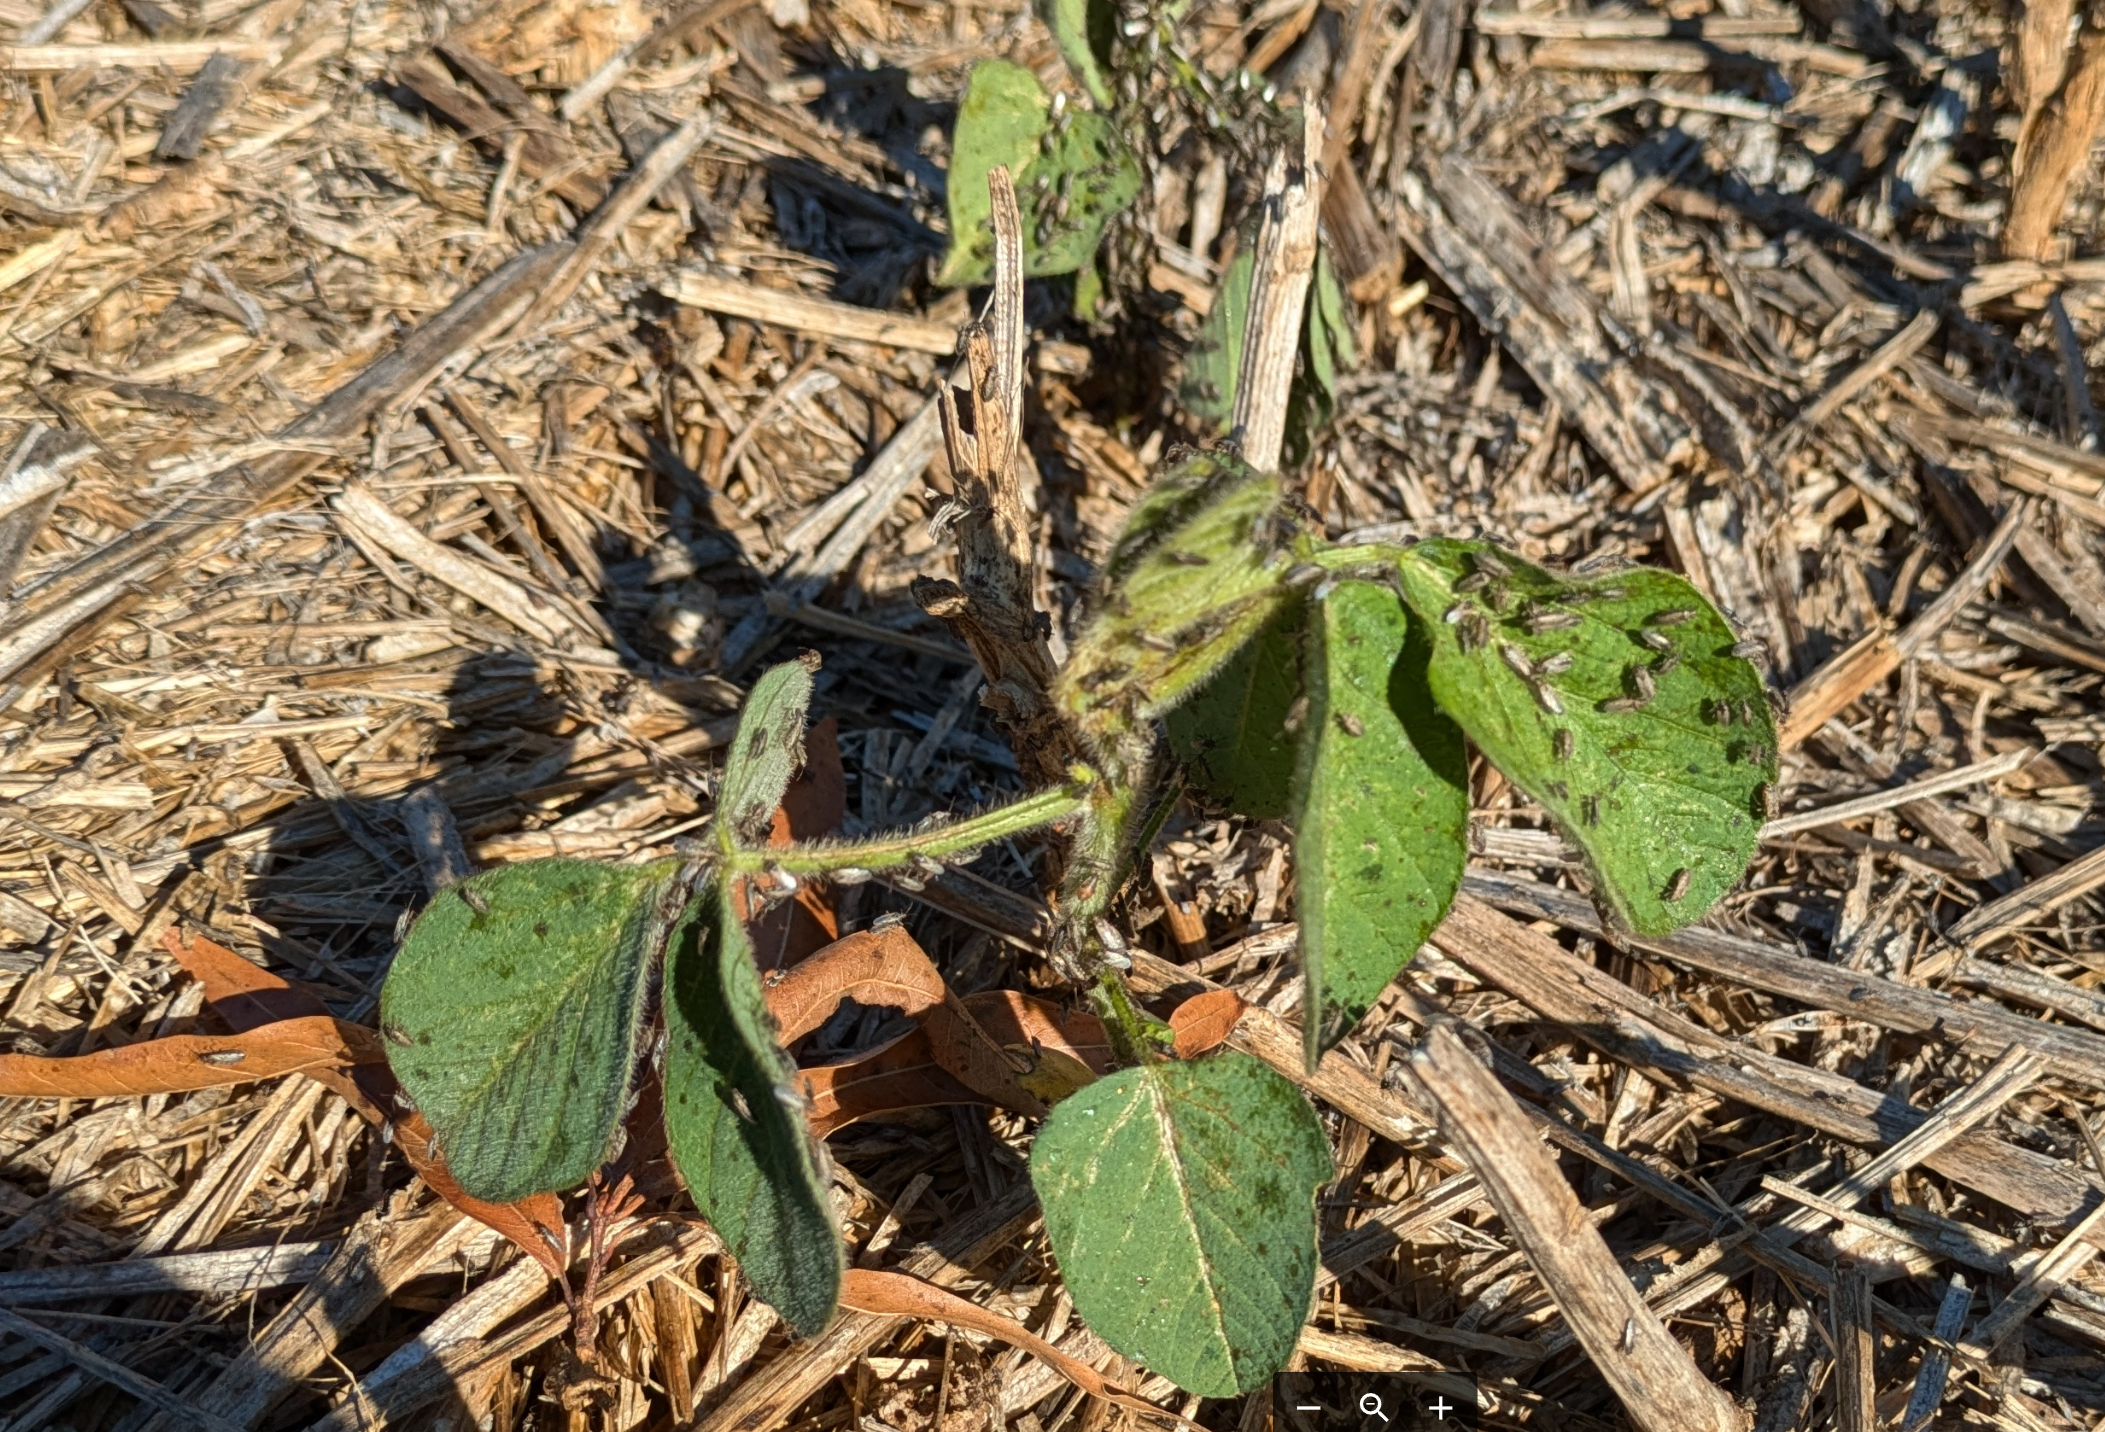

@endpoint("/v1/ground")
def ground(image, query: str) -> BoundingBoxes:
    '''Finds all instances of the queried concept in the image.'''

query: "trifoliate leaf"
[1031,1050,1331,1396]
[1058,453,1299,754]
[718,656,816,853]
[1393,539,1776,935]
[1293,580,1466,1065]
[381,857,686,1203]
[1167,601,1303,820]
[662,879,843,1335]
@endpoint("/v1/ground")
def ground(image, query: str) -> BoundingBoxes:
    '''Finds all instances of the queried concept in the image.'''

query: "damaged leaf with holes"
[1391,539,1777,935]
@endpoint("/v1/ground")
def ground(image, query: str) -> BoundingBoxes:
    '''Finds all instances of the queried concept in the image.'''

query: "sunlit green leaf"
[1031,1050,1331,1396]
[1167,601,1303,820]
[381,858,686,1202]
[1393,540,1776,935]
[718,656,816,853]
[1179,247,1251,429]
[662,880,843,1335]
[938,61,1140,288]
[1293,580,1466,1065]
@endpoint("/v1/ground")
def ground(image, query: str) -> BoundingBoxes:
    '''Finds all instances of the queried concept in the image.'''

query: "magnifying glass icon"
[1360,1393,1389,1422]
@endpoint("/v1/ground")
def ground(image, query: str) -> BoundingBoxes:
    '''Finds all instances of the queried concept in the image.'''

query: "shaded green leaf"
[1178,247,1251,429]
[1293,580,1466,1065]
[1057,453,1298,752]
[1393,540,1776,935]
[1030,1050,1331,1396]
[938,61,1140,287]
[381,858,685,1203]
[1039,0,1113,106]
[662,879,843,1335]
[718,656,817,853]
[1167,601,1303,820]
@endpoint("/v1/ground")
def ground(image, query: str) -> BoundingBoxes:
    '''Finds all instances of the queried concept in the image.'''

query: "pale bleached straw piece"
[1403,1023,1746,1432]
[1230,104,1322,474]
[330,481,578,648]
[1,39,281,70]
[0,1241,336,1305]
[1761,744,2036,837]
[663,271,958,354]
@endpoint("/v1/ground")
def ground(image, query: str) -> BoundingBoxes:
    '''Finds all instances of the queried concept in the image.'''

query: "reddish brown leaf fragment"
[764,924,949,1045]
[801,1026,989,1136]
[1168,989,1248,1059]
[0,1016,382,1098]
[162,929,568,1276]
[838,1268,1185,1424]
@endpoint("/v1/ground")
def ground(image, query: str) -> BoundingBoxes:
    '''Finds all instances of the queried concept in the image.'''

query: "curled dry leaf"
[800,1025,988,1137]
[164,930,570,1277]
[0,1016,383,1098]
[954,989,1110,1106]
[838,1268,1188,1426]
[765,923,949,1044]
[1168,990,1248,1059]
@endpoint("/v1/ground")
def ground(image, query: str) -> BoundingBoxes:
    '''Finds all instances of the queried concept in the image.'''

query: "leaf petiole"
[723,780,1091,877]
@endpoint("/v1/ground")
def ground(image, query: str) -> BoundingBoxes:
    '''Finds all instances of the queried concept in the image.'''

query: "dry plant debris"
[6,0,2105,1427]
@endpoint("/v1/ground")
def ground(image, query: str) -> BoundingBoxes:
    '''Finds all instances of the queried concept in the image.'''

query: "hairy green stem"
[1303,540,1414,575]
[725,782,1089,876]
[1090,969,1164,1068]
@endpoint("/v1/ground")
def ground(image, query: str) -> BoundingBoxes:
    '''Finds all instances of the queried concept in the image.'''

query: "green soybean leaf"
[1296,246,1355,443]
[718,655,817,853]
[1039,0,1113,106]
[1179,247,1251,429]
[381,857,686,1203]
[1294,580,1467,1065]
[1393,539,1777,936]
[1030,1050,1331,1396]
[1057,453,1299,752]
[662,879,843,1335]
[938,61,1140,288]
[1167,602,1303,820]
[1179,241,1354,456]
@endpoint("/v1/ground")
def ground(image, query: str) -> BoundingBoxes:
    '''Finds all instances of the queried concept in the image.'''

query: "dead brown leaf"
[1168,989,1248,1059]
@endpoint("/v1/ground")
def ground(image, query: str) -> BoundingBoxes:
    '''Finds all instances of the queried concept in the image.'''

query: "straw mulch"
[4,0,2105,1428]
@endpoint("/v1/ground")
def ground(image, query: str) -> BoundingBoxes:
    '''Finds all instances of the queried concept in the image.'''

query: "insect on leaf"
[1058,452,1298,754]
[662,879,844,1335]
[1031,1049,1331,1397]
[381,857,688,1203]
[718,655,818,854]
[1166,600,1303,820]
[938,61,1140,288]
[1293,580,1467,1065]
[1393,539,1777,935]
